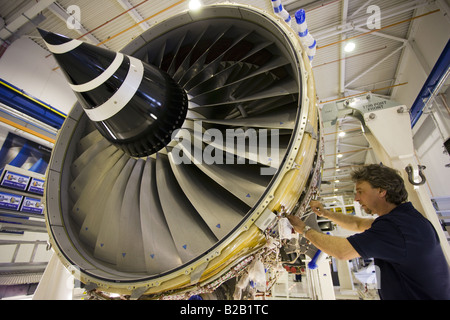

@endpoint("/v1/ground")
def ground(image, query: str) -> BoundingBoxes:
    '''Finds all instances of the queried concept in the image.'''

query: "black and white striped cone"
[38,29,188,157]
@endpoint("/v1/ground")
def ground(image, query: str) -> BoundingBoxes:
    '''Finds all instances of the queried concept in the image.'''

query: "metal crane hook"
[405,164,427,186]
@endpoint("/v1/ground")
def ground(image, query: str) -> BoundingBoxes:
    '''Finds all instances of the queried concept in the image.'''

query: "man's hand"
[310,200,327,217]
[286,215,306,234]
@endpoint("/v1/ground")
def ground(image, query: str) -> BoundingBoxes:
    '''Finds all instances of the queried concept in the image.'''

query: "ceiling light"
[337,154,343,158]
[344,41,355,52]
[189,0,202,10]
[334,179,340,183]
[338,131,346,137]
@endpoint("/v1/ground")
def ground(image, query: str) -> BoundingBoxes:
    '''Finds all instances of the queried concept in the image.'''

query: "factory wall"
[392,9,448,108]
[413,109,450,198]
[391,8,450,199]
[0,38,70,282]
[0,37,77,115]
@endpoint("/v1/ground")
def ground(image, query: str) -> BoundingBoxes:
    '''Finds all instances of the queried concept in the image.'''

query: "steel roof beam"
[116,0,150,32]
[0,0,55,43]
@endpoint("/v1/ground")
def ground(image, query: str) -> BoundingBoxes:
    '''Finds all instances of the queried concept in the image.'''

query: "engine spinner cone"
[38,29,188,157]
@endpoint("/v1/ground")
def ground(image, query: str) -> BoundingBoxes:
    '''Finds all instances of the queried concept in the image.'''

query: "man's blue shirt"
[348,202,450,300]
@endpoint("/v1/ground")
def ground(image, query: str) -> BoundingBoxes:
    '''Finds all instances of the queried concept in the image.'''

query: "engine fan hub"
[39,29,188,157]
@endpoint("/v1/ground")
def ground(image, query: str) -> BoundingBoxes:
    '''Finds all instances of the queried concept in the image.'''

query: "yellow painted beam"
[0,116,56,144]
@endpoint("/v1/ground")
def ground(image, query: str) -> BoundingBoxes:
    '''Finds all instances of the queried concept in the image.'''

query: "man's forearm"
[321,210,373,232]
[304,229,360,260]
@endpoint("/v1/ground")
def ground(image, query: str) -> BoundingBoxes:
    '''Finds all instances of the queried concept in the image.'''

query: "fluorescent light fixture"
[344,41,355,52]
[189,0,202,10]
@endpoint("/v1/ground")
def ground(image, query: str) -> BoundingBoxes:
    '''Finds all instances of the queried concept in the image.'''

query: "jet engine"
[42,3,323,299]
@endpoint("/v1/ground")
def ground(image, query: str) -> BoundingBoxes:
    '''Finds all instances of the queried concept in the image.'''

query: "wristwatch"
[302,225,312,235]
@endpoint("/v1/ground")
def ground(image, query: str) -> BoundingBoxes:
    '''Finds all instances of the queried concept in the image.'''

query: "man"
[287,164,450,300]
